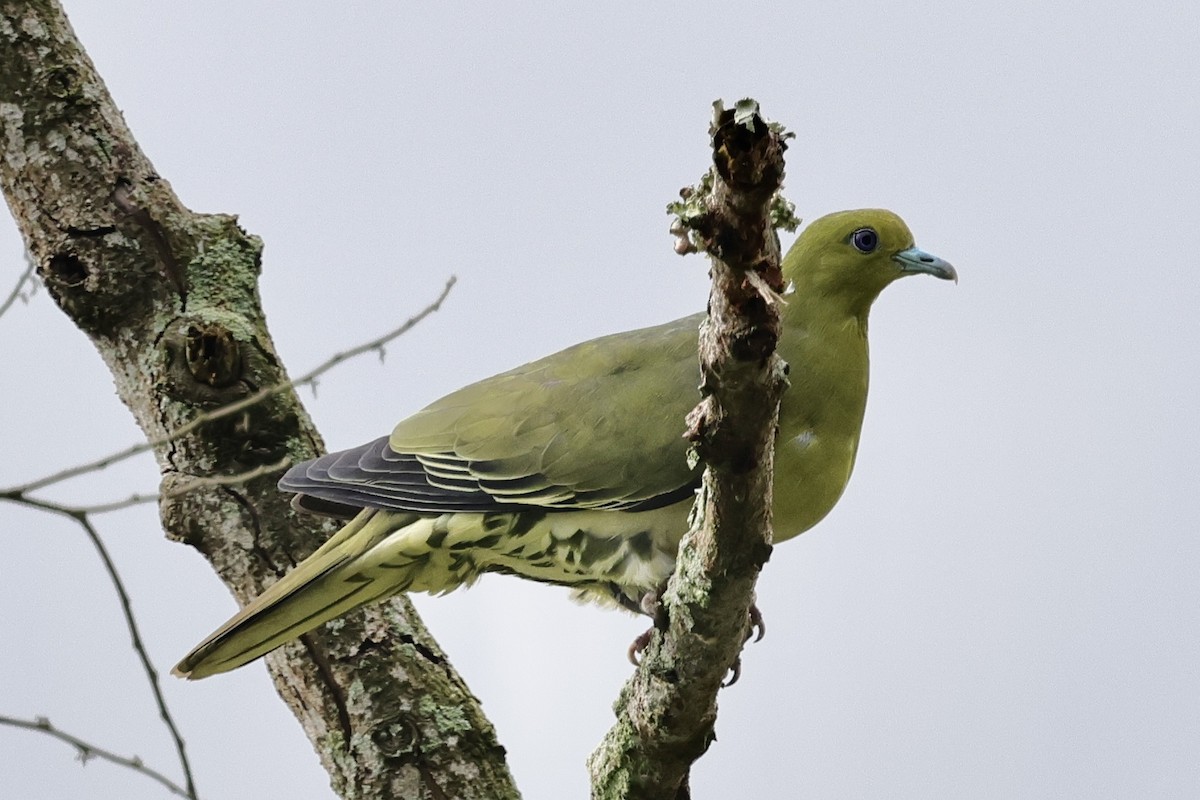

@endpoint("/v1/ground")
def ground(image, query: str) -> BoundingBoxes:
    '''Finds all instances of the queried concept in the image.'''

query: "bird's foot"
[627,588,669,666]
[722,604,766,687]
[639,588,665,621]
[627,629,654,666]
[628,599,766,669]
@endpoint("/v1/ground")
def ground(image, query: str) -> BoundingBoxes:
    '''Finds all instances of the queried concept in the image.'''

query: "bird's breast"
[771,323,869,542]
[770,424,860,542]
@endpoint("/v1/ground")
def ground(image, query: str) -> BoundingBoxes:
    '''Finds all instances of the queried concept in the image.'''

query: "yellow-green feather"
[174,208,952,679]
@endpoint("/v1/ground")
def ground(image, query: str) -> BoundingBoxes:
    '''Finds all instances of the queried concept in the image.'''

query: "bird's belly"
[410,504,689,610]
[395,427,856,607]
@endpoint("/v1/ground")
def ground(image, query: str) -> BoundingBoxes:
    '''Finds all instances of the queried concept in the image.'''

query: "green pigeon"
[174,208,955,679]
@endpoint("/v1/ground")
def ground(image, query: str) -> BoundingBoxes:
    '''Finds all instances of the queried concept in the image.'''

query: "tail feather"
[173,509,422,679]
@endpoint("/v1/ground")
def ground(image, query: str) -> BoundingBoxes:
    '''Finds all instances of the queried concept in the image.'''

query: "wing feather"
[279,314,705,515]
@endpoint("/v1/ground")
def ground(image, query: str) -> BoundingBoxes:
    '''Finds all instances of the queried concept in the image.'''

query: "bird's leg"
[639,587,666,620]
[626,587,669,666]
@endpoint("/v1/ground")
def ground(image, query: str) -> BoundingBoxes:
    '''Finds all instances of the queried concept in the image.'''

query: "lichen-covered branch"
[588,100,790,799]
[0,2,517,798]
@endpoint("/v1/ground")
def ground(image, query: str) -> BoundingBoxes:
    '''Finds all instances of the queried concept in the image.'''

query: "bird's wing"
[280,314,705,514]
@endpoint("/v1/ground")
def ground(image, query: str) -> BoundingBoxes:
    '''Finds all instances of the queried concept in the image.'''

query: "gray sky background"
[2,1,1198,798]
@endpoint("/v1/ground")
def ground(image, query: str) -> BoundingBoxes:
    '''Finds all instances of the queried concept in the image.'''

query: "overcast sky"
[2,1,1198,798]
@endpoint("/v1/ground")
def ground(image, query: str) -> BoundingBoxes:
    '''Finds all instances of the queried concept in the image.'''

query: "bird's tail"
[173,508,423,679]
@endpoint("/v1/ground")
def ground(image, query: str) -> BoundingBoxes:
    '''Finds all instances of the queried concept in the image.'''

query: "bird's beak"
[893,247,958,283]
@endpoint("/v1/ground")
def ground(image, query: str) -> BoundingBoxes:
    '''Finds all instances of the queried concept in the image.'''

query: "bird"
[173,208,956,679]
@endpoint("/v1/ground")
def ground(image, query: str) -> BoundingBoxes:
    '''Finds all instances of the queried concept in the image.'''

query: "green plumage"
[391,315,701,508]
[174,208,955,679]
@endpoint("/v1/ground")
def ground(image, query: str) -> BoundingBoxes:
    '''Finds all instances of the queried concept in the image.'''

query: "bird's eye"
[850,227,878,253]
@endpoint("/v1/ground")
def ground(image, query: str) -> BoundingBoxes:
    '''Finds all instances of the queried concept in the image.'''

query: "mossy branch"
[589,99,791,799]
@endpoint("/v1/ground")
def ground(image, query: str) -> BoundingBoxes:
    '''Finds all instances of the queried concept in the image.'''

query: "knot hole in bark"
[44,252,88,287]
[186,322,242,388]
[44,64,83,102]
[372,717,420,759]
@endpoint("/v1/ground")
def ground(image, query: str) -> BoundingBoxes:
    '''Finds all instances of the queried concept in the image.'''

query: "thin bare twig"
[65,490,160,515]
[1,490,199,794]
[74,513,198,798]
[0,253,37,321]
[1,454,307,795]
[4,275,456,497]
[0,714,193,799]
[65,455,292,516]
[6,504,201,798]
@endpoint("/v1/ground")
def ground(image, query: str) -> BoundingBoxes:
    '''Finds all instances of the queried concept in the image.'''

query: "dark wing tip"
[290,493,362,520]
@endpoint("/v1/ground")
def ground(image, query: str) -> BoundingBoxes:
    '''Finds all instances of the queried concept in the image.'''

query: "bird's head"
[782,208,956,319]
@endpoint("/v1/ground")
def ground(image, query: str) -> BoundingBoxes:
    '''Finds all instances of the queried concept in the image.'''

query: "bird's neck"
[776,302,871,436]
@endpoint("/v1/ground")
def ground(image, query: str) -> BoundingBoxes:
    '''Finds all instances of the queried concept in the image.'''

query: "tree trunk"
[0,3,518,798]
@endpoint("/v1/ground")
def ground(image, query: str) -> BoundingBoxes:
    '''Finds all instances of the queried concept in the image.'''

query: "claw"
[723,656,742,687]
[749,603,766,643]
[627,587,670,665]
[627,629,654,666]
[722,605,764,686]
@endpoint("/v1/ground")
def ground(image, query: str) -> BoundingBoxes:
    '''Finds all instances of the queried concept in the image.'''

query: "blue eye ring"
[850,227,878,253]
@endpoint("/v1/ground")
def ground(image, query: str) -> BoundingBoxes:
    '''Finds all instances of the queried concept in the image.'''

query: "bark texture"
[0,3,517,798]
[588,103,789,798]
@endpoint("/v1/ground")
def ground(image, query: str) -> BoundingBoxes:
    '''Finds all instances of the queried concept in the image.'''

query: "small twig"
[1,459,291,518]
[75,511,198,797]
[65,489,160,515]
[0,714,193,799]
[67,456,292,515]
[3,276,456,497]
[0,496,199,796]
[0,253,37,322]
